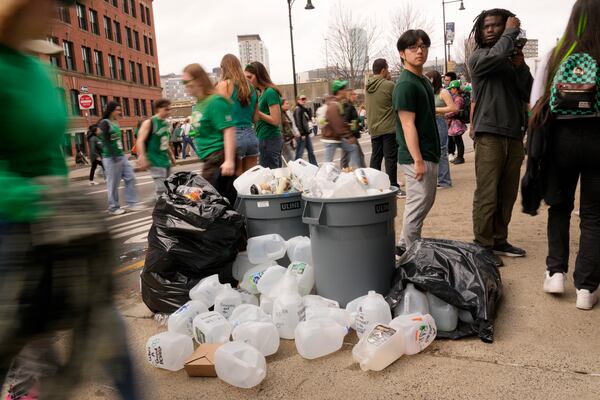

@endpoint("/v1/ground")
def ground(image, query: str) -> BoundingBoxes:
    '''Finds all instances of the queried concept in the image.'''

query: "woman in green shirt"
[244,61,283,169]
[183,63,237,204]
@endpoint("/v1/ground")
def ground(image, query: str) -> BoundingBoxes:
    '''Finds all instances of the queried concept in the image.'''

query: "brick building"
[44,0,162,158]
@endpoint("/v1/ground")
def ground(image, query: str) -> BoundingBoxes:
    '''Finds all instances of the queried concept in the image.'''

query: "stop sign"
[79,94,94,110]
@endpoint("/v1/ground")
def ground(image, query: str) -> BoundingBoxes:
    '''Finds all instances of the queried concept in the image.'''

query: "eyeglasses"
[182,79,192,85]
[299,97,307,101]
[407,44,430,52]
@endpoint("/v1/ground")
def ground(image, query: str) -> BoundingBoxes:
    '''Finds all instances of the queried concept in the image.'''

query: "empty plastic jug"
[332,172,368,198]
[256,265,287,297]
[295,318,348,360]
[232,321,280,356]
[459,309,475,324]
[167,300,209,337]
[189,274,222,307]
[426,292,458,332]
[233,165,274,195]
[215,341,267,389]
[260,294,275,315]
[355,291,392,337]
[389,313,437,355]
[286,236,313,264]
[146,331,194,371]
[240,264,273,295]
[305,306,353,329]
[247,234,287,265]
[192,311,232,344]
[346,294,367,330]
[229,304,272,329]
[287,262,315,296]
[397,283,430,316]
[355,168,391,191]
[232,252,255,281]
[272,275,305,339]
[304,295,340,309]
[214,284,243,319]
[352,324,405,371]
[239,290,259,306]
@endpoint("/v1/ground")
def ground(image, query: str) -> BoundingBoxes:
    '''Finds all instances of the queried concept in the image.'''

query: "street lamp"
[442,0,465,74]
[288,0,315,100]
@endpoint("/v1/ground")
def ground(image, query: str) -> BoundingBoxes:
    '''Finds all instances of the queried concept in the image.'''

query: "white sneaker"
[543,271,565,294]
[449,154,456,162]
[126,203,147,212]
[108,208,126,216]
[576,289,598,310]
[89,181,99,186]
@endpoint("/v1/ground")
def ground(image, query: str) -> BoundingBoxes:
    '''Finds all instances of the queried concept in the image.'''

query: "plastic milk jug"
[295,318,348,359]
[192,311,232,344]
[215,341,267,389]
[272,275,305,339]
[305,306,353,329]
[426,292,458,332]
[286,236,313,264]
[146,331,194,371]
[397,284,430,316]
[214,284,243,319]
[228,304,272,329]
[287,262,315,296]
[355,291,392,337]
[352,324,405,371]
[304,295,340,309]
[390,313,437,355]
[167,300,208,337]
[256,265,287,297]
[247,234,287,265]
[232,321,280,356]
[189,274,222,307]
[232,252,255,281]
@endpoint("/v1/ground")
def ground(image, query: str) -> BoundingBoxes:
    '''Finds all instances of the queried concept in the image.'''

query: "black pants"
[370,133,399,187]
[545,119,600,291]
[172,142,182,158]
[89,159,103,181]
[448,135,465,158]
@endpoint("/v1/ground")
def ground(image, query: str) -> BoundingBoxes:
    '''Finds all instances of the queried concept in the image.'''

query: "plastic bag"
[385,239,503,343]
[141,172,246,313]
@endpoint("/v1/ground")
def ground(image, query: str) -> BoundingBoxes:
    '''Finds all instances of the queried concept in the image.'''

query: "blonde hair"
[220,54,252,107]
[183,63,214,98]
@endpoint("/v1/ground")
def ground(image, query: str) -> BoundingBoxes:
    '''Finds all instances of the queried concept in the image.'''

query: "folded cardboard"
[184,344,222,377]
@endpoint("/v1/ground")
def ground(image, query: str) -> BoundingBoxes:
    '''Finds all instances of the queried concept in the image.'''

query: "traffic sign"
[79,94,94,110]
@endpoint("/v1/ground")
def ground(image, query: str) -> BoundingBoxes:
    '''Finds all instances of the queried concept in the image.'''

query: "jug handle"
[302,202,323,225]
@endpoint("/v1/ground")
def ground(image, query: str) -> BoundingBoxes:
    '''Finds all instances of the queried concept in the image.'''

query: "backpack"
[457,92,471,124]
[549,52,600,118]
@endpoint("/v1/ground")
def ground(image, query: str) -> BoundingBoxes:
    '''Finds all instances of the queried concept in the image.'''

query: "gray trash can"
[302,188,398,307]
[236,192,309,240]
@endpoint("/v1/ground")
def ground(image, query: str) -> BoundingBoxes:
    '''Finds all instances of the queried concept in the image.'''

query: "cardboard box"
[184,344,222,377]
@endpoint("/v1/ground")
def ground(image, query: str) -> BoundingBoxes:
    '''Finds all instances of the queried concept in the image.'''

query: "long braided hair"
[468,8,515,49]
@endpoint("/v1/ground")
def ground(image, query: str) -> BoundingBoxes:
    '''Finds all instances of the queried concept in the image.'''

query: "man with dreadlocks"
[468,9,533,258]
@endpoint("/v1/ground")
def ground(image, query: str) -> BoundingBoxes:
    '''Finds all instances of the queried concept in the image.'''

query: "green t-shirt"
[392,70,440,165]
[191,94,235,160]
[0,44,68,222]
[146,116,171,168]
[256,87,282,140]
[100,119,124,157]
[231,84,257,128]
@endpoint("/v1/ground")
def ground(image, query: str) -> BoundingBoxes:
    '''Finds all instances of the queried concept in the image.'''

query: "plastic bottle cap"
[368,290,376,295]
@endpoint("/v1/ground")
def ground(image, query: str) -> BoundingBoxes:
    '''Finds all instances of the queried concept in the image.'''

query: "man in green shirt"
[393,29,440,250]
[136,99,177,198]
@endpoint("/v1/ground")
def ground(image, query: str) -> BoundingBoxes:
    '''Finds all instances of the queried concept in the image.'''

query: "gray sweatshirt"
[468,28,533,139]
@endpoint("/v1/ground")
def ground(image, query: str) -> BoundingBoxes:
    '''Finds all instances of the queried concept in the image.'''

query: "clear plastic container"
[247,234,287,265]
[426,292,458,332]
[332,173,368,198]
[272,275,305,339]
[238,290,259,306]
[192,311,232,344]
[232,252,255,281]
[305,306,353,328]
[286,236,313,264]
[355,291,392,337]
[260,294,275,315]
[389,313,437,355]
[240,264,273,295]
[304,295,340,309]
[397,283,430,316]
[355,168,391,191]
[232,321,280,357]
[215,341,267,389]
[167,300,209,337]
[146,331,194,371]
[214,284,243,319]
[287,262,315,296]
[189,274,222,308]
[256,265,287,297]
[233,165,274,196]
[229,304,272,329]
[295,318,348,359]
[352,324,405,371]
[345,294,367,331]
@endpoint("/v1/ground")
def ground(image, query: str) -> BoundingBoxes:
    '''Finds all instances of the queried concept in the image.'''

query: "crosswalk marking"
[110,218,153,234]
[88,180,154,195]
[112,222,153,239]
[125,232,150,245]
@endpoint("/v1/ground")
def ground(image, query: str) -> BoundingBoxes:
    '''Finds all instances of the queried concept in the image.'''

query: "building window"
[148,37,154,56]
[152,67,157,87]
[125,27,133,48]
[150,100,155,114]
[76,3,88,30]
[81,46,92,74]
[90,94,99,116]
[58,6,71,24]
[100,96,108,115]
[140,4,146,23]
[123,0,129,14]
[133,98,140,116]
[89,9,99,35]
[63,41,75,71]
[70,90,81,116]
[103,16,113,41]
[146,7,151,26]
[129,61,137,83]
[113,96,121,106]
[122,97,130,116]
[130,0,137,17]
[146,66,152,86]
[47,37,61,67]
[114,21,122,44]
[108,55,117,79]
[133,30,140,51]
[94,50,104,76]
[137,63,144,85]
[143,35,148,54]
[141,99,147,116]
[118,57,126,80]
[111,0,118,6]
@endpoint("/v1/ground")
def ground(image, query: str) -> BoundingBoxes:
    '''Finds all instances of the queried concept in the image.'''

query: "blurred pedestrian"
[342,90,366,168]
[293,95,317,165]
[170,121,182,159]
[87,124,104,185]
[446,80,467,165]
[180,117,198,159]
[281,98,297,163]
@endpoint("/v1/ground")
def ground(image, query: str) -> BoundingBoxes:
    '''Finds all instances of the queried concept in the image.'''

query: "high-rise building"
[350,27,368,71]
[42,0,162,157]
[238,34,270,71]
[161,73,193,101]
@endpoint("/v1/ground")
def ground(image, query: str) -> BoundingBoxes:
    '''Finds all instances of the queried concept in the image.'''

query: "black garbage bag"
[386,239,503,343]
[141,172,246,313]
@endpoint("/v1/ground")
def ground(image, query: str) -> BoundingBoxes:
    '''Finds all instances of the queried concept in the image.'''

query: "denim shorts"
[236,126,259,158]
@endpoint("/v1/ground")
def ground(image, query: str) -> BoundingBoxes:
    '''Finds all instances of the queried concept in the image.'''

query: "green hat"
[331,80,348,95]
[448,80,461,90]
[463,85,472,92]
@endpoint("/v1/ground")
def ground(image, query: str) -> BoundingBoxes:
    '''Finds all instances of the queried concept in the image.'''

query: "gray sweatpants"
[399,161,439,249]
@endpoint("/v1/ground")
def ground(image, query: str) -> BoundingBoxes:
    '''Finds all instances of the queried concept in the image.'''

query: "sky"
[153,0,577,84]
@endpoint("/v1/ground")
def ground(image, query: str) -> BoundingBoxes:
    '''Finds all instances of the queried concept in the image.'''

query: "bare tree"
[326,3,381,89]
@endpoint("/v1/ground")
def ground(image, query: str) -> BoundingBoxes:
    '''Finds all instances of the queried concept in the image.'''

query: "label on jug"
[250,272,265,289]
[173,303,189,316]
[194,327,206,344]
[417,322,437,349]
[289,262,307,275]
[147,340,164,366]
[366,325,396,347]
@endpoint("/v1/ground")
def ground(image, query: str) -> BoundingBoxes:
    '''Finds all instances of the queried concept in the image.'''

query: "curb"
[68,158,203,182]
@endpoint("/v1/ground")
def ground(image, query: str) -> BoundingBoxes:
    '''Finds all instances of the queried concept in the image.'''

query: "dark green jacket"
[365,75,396,137]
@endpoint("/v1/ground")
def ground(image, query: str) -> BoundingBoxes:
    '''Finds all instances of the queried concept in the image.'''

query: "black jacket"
[294,105,312,136]
[343,102,360,138]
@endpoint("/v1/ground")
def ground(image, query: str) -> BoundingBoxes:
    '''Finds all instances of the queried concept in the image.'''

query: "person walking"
[216,54,259,174]
[443,71,458,88]
[281,98,297,162]
[170,122,182,159]
[184,63,237,205]
[525,0,600,309]
[425,70,456,189]
[365,59,402,194]
[293,95,318,165]
[341,90,366,168]
[468,8,533,257]
[180,117,198,159]
[446,80,467,165]
[99,101,142,215]
[393,30,440,251]
[87,124,104,185]
[136,99,177,198]
[244,62,283,169]
[321,80,360,168]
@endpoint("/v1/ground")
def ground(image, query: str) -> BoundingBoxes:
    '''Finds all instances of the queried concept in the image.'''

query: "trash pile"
[146,234,442,387]
[233,160,394,199]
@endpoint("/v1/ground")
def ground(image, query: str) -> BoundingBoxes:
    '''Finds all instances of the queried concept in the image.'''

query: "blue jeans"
[236,126,259,158]
[436,116,452,187]
[182,136,197,159]
[295,135,318,165]
[149,166,170,198]
[259,136,283,169]
[104,156,138,211]
[324,139,360,168]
